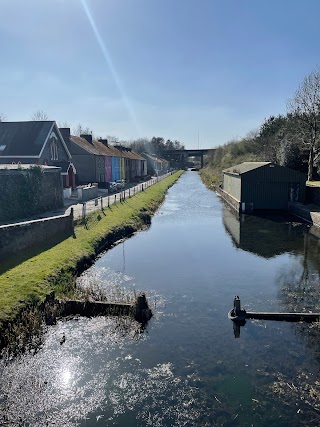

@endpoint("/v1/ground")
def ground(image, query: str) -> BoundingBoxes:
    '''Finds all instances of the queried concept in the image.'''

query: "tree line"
[204,68,320,182]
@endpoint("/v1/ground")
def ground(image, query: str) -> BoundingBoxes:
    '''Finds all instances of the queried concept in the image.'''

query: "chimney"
[59,127,70,140]
[98,138,109,147]
[81,134,93,144]
[59,128,71,152]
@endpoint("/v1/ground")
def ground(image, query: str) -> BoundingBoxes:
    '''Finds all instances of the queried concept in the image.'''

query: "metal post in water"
[234,296,241,316]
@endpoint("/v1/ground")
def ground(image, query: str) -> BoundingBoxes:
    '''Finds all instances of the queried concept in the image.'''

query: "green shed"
[222,162,306,212]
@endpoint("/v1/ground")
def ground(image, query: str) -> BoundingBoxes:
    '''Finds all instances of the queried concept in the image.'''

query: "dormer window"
[50,140,58,160]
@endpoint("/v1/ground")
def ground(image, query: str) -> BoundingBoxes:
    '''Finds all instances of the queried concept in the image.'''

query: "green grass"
[199,167,221,189]
[307,180,320,187]
[0,171,183,325]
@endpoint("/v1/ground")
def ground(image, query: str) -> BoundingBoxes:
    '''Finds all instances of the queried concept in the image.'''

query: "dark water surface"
[2,172,320,426]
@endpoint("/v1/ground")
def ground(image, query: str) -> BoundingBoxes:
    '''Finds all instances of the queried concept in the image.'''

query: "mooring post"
[234,295,241,316]
[134,293,152,323]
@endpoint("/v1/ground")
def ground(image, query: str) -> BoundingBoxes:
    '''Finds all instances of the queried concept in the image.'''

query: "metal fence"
[78,172,174,225]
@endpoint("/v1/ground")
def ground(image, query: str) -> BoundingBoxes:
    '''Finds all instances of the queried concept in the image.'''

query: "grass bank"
[199,167,221,190]
[0,171,183,332]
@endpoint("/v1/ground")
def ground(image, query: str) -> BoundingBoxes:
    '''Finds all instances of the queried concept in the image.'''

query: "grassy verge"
[307,180,320,187]
[0,171,183,327]
[199,167,221,190]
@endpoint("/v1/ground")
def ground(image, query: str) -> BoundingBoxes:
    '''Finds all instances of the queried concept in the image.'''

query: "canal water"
[2,171,320,426]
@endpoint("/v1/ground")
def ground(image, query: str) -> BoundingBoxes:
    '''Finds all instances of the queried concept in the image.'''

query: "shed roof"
[0,121,55,156]
[223,162,271,176]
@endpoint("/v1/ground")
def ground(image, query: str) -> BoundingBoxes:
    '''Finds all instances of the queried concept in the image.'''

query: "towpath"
[1,173,173,227]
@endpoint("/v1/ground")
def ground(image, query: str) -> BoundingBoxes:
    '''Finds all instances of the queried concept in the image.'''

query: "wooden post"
[129,188,130,198]
[82,203,86,224]
[70,207,74,235]
[108,196,110,208]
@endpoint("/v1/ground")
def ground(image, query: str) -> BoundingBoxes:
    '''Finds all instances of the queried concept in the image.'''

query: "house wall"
[0,212,73,261]
[111,157,121,181]
[223,174,241,201]
[142,160,147,176]
[120,157,125,180]
[105,156,112,181]
[71,154,96,183]
[125,158,130,181]
[135,160,141,177]
[40,127,70,165]
[96,156,105,182]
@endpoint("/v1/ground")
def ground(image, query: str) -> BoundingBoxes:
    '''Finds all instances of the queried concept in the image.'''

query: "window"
[50,140,58,160]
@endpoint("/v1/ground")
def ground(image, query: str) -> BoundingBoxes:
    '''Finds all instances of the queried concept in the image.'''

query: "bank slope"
[0,171,183,324]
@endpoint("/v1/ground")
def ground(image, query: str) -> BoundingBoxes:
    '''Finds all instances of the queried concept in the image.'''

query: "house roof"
[0,121,55,156]
[141,152,168,163]
[70,135,101,155]
[92,140,121,157]
[223,162,271,176]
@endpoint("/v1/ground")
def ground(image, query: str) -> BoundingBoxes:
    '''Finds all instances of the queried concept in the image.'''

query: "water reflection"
[222,205,305,259]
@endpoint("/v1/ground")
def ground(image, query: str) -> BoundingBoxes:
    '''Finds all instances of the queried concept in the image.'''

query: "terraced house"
[60,128,147,187]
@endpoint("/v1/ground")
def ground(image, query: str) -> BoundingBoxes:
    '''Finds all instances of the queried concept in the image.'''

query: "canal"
[2,171,320,426]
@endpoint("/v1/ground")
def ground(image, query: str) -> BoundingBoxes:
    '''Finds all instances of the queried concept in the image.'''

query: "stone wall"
[77,184,99,202]
[0,167,63,223]
[0,211,74,261]
[288,202,320,226]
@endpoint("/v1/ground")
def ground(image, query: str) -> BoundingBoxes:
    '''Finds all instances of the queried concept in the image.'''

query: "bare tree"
[58,121,70,128]
[31,110,49,121]
[287,69,320,180]
[73,123,92,137]
[0,113,6,122]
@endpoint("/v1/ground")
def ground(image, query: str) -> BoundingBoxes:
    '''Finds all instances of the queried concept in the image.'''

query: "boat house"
[222,162,306,213]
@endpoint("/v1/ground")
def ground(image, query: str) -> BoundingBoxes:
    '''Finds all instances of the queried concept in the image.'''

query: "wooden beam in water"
[246,312,320,322]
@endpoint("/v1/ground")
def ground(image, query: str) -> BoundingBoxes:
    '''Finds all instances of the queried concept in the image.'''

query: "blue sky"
[1,0,320,148]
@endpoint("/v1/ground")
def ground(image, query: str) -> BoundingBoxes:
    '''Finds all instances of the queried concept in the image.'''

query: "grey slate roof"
[0,121,54,156]
[223,162,271,175]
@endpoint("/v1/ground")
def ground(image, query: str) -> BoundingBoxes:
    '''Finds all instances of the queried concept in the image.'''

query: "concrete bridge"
[164,148,214,168]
